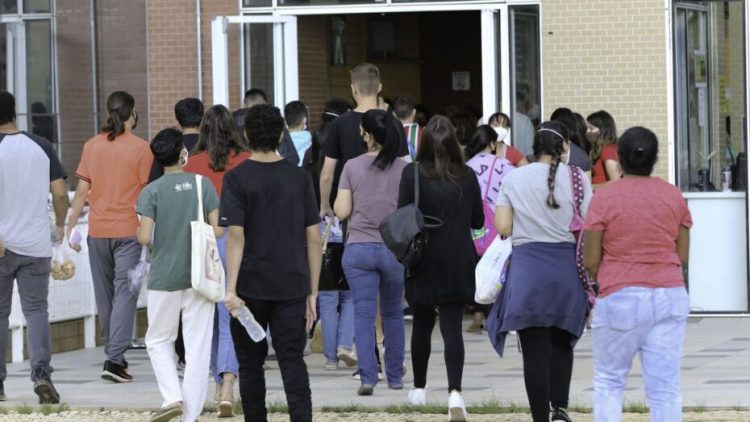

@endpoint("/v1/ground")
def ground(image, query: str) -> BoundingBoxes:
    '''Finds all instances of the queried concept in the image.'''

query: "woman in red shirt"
[586,110,621,187]
[183,104,250,417]
[583,127,691,421]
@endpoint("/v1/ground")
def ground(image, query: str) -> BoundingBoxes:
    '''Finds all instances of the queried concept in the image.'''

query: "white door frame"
[1,16,27,132]
[212,15,298,109]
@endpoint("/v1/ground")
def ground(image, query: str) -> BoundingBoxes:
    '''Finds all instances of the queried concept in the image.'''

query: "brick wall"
[147,0,200,134]
[56,0,96,180]
[541,0,670,180]
[298,16,330,131]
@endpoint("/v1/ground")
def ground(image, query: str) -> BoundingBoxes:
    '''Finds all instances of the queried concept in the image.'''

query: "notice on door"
[452,72,471,91]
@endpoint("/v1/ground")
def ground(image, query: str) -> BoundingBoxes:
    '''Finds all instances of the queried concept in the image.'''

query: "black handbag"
[320,219,348,290]
[379,163,442,269]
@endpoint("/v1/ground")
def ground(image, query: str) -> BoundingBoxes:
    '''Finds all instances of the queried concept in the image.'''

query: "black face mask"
[131,110,139,130]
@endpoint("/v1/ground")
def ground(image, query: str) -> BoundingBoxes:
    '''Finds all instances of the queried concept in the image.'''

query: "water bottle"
[237,306,266,342]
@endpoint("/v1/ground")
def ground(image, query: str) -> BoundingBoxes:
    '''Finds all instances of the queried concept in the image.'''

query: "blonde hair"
[350,63,380,96]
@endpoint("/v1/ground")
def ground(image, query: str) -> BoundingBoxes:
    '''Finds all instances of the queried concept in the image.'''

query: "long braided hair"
[533,121,569,209]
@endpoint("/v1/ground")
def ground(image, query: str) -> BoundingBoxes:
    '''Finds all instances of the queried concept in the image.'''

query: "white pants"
[146,288,215,422]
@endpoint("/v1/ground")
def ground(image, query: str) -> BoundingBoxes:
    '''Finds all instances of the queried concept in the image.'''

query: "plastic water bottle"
[237,306,266,342]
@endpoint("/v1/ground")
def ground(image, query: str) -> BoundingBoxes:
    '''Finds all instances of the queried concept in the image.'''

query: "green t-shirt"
[136,172,220,291]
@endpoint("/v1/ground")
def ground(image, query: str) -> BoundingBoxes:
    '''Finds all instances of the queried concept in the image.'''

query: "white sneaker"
[408,388,427,406]
[448,391,468,421]
[337,347,358,367]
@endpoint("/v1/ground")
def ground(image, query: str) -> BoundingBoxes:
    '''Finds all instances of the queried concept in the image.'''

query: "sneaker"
[325,361,339,370]
[33,378,60,404]
[448,391,468,422]
[150,402,183,422]
[551,407,572,422]
[388,382,404,390]
[466,321,483,333]
[102,360,133,383]
[337,347,358,367]
[403,307,413,321]
[357,384,374,396]
[351,369,383,381]
[408,387,426,405]
[0,380,5,401]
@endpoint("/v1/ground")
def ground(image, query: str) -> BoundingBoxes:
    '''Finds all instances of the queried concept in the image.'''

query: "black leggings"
[411,303,465,392]
[518,326,575,422]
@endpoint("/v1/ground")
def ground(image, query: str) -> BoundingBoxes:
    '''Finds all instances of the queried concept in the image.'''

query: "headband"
[537,128,565,141]
[324,111,340,118]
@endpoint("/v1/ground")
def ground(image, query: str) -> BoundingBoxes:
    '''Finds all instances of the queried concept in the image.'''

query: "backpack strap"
[483,156,499,201]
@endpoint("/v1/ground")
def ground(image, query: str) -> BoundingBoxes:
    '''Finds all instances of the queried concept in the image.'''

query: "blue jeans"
[592,286,689,422]
[210,236,239,384]
[342,243,405,386]
[317,290,354,363]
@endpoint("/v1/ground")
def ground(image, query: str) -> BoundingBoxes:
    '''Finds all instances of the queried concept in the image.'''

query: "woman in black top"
[398,115,484,421]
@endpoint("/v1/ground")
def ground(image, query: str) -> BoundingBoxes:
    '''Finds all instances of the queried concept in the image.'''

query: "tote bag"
[191,175,226,302]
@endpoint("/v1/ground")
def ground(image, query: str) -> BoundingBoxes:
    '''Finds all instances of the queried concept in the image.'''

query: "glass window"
[675,1,746,192]
[0,0,18,14]
[25,20,56,142]
[242,0,272,7]
[510,5,540,157]
[277,0,380,6]
[24,0,50,13]
[0,24,7,92]
[242,23,275,106]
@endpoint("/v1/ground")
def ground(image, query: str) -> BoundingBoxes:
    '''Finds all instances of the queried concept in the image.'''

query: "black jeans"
[231,296,312,422]
[411,303,465,392]
[518,326,575,422]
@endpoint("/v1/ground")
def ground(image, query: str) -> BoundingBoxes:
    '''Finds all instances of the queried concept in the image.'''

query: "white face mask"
[494,126,509,141]
[561,153,570,165]
[180,148,189,167]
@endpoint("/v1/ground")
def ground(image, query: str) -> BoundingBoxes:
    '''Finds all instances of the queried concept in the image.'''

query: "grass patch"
[0,406,8,415]
[16,403,33,415]
[623,401,649,414]
[319,401,535,415]
[40,404,53,416]
[267,400,287,414]
[692,404,708,413]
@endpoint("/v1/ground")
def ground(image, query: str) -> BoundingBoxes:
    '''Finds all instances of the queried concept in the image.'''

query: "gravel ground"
[0,410,749,421]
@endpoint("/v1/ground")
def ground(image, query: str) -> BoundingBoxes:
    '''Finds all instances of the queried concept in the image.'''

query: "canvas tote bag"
[191,175,226,302]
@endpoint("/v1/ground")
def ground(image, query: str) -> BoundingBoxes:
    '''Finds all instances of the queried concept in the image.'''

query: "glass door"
[674,5,710,190]
[212,15,298,110]
[1,17,27,131]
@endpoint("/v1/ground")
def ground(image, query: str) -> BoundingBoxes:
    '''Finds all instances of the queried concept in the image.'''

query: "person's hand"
[305,293,318,332]
[0,238,5,257]
[224,291,245,318]
[319,206,334,219]
[54,226,65,246]
[66,226,82,253]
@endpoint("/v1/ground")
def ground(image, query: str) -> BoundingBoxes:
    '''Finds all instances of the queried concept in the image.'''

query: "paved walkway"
[1,316,748,411]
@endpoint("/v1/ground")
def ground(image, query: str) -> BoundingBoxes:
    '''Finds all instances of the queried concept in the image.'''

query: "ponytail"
[102,91,135,141]
[362,109,401,170]
[534,122,569,209]
[546,140,563,209]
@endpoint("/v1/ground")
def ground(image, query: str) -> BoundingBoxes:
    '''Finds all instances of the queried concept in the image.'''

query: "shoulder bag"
[568,165,597,309]
[379,163,442,270]
[191,175,226,302]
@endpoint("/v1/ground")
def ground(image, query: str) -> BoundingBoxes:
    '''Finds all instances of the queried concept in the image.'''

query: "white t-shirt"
[0,132,66,257]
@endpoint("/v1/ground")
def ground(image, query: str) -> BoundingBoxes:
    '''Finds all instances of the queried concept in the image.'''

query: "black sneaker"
[102,360,133,383]
[551,407,572,422]
[33,378,60,404]
[0,380,5,401]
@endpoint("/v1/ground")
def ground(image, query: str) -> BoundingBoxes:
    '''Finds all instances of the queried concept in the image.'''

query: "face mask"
[132,110,139,130]
[180,148,188,167]
[494,126,509,141]
[561,153,570,165]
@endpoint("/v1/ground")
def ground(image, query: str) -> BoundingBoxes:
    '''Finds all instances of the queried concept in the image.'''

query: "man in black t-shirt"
[319,63,410,216]
[221,104,321,422]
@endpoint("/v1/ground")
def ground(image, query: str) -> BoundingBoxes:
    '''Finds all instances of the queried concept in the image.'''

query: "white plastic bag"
[474,236,512,304]
[51,244,75,281]
[128,246,150,295]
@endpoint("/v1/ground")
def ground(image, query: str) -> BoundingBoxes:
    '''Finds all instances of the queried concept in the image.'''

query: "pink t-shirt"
[584,177,692,297]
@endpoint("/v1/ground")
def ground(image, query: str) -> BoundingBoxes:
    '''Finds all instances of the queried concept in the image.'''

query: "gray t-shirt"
[568,143,592,172]
[339,154,407,244]
[0,132,66,258]
[495,163,592,247]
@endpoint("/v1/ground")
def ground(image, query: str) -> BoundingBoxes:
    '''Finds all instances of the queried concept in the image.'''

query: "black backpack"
[379,163,442,270]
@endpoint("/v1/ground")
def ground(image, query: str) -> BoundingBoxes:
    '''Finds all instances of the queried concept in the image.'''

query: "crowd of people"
[0,60,692,422]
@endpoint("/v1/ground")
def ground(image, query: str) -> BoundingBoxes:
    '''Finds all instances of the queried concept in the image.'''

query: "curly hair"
[244,104,285,153]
